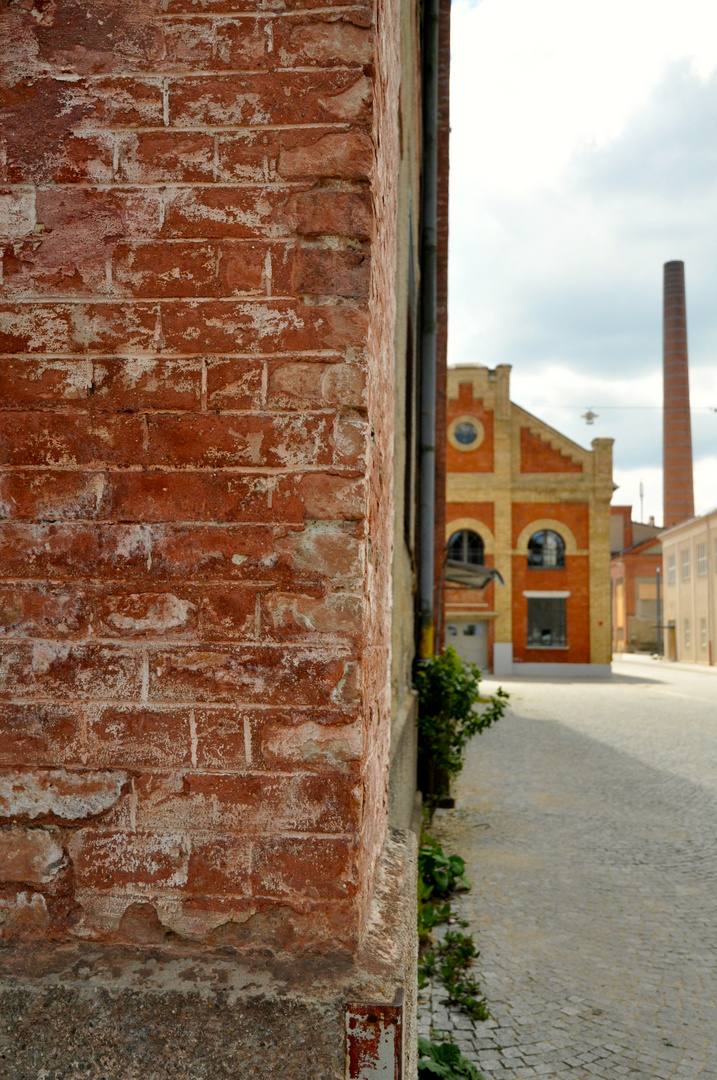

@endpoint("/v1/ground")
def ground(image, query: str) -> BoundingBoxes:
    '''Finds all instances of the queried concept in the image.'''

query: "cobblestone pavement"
[418,661,717,1078]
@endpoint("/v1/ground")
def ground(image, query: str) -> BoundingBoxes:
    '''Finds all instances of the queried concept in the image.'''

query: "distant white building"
[661,508,717,665]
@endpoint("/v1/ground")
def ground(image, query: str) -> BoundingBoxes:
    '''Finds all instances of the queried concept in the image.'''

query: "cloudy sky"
[449,0,717,523]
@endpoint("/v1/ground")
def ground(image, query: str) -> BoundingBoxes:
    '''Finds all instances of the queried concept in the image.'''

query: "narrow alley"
[419,658,717,1078]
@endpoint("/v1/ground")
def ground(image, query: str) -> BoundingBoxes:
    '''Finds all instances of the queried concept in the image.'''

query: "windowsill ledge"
[525,645,569,651]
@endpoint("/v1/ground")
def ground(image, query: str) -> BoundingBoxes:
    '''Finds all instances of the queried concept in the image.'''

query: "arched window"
[528,529,565,569]
[447,529,485,566]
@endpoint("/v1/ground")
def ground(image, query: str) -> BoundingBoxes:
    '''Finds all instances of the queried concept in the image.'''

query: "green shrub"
[417,1037,484,1080]
[415,647,508,811]
[419,835,471,898]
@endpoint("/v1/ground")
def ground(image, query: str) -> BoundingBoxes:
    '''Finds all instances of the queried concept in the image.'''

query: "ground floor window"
[527,597,566,647]
[700,617,707,650]
[684,618,691,648]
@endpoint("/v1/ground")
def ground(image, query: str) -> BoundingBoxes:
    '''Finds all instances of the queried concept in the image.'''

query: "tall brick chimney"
[663,260,695,527]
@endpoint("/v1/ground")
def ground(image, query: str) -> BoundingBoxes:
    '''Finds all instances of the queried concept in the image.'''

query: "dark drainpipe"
[418,0,440,658]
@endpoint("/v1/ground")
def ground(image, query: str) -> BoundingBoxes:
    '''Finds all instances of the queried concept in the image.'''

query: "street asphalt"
[417,657,717,1078]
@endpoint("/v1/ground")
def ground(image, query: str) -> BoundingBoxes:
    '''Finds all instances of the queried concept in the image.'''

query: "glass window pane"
[447,529,484,566]
[453,421,478,446]
[527,529,565,569]
[527,597,567,646]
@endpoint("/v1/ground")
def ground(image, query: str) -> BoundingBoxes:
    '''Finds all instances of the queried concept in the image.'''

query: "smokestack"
[663,260,694,528]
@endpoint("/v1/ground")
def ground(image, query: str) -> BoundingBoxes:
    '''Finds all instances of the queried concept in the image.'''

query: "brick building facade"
[0,0,449,1073]
[610,507,662,655]
[445,366,613,676]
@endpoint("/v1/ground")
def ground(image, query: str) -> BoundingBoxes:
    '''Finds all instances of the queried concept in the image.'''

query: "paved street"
[417,657,717,1078]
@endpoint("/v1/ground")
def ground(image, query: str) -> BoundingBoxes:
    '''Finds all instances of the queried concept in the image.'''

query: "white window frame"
[684,618,691,648]
[667,555,676,584]
[697,543,707,576]
[681,549,690,581]
[700,618,707,650]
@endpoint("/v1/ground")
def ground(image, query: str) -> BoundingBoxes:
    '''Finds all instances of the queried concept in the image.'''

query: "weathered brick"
[0,413,145,467]
[5,6,164,77]
[168,72,372,127]
[255,716,363,771]
[112,242,218,299]
[0,826,65,885]
[0,891,49,938]
[159,299,368,355]
[71,77,165,126]
[0,584,88,639]
[0,470,110,522]
[148,521,362,586]
[1,239,108,299]
[0,132,114,186]
[0,302,158,355]
[149,645,360,707]
[0,524,151,582]
[216,242,266,295]
[298,473,365,519]
[266,360,366,409]
[0,188,36,240]
[95,590,200,638]
[86,705,193,769]
[0,643,143,701]
[205,357,264,409]
[101,472,305,524]
[162,0,362,10]
[36,187,163,242]
[272,16,373,68]
[271,243,370,298]
[91,358,203,412]
[145,413,336,468]
[0,704,81,767]
[253,837,358,900]
[261,591,363,640]
[162,18,215,67]
[277,131,373,180]
[290,189,372,238]
[0,0,398,952]
[134,771,362,833]
[186,834,252,895]
[193,707,250,769]
[214,133,274,184]
[0,768,128,821]
[0,359,93,407]
[213,19,268,68]
[115,131,216,184]
[69,829,190,889]
[162,186,292,239]
[0,470,303,524]
[197,586,260,639]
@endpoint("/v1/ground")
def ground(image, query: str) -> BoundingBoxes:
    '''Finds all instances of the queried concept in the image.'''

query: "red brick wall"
[520,428,582,473]
[511,502,590,664]
[0,0,400,954]
[447,502,495,536]
[511,556,590,664]
[446,386,494,473]
[511,502,589,550]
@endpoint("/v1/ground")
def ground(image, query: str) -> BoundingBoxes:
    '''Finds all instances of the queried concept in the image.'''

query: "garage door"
[445,620,489,670]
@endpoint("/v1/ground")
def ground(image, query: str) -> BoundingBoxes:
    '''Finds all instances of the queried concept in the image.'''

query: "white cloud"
[449,0,717,526]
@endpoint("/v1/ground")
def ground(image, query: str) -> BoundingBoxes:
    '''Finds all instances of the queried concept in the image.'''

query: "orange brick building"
[445,366,613,676]
[610,507,662,654]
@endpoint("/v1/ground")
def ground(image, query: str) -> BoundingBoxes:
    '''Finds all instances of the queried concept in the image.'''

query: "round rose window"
[448,415,484,451]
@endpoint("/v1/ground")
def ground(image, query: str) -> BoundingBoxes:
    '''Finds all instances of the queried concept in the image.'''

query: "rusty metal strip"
[345,986,404,1079]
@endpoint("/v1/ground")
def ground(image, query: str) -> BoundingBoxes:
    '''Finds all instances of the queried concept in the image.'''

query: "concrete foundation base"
[493,643,513,676]
[0,830,417,1080]
[512,662,612,678]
